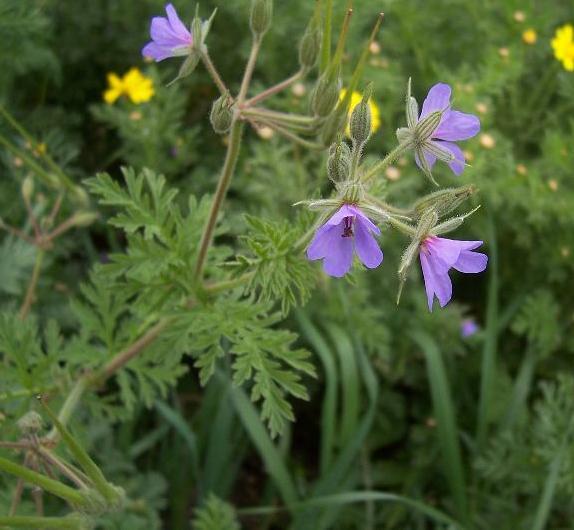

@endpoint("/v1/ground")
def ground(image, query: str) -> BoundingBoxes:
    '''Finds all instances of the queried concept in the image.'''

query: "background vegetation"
[1,0,573,528]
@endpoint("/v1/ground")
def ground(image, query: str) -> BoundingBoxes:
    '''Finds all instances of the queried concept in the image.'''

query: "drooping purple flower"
[142,4,193,62]
[461,318,479,338]
[415,83,480,176]
[419,236,487,311]
[307,204,383,278]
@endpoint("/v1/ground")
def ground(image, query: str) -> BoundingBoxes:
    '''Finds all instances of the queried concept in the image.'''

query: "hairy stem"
[200,51,229,96]
[193,120,245,280]
[244,69,304,107]
[19,249,45,320]
[361,142,412,183]
[238,38,262,103]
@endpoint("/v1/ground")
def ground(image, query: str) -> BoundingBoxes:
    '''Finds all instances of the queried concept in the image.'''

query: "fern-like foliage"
[191,495,241,530]
[86,167,314,434]
[511,290,561,357]
[169,295,316,437]
[235,214,315,315]
[0,0,59,93]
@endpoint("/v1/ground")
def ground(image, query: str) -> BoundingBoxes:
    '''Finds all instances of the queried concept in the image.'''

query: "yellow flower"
[522,29,537,45]
[103,68,155,104]
[551,24,574,71]
[339,89,381,137]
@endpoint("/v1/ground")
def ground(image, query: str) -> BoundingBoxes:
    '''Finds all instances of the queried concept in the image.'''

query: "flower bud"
[250,0,273,37]
[311,70,341,117]
[71,212,99,227]
[415,209,439,241]
[210,93,234,134]
[412,185,477,219]
[17,411,43,434]
[21,176,34,203]
[396,127,413,145]
[299,24,321,70]
[327,141,352,183]
[72,186,90,207]
[349,85,373,147]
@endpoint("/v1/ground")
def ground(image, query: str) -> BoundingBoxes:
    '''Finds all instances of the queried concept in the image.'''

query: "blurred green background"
[1,0,574,528]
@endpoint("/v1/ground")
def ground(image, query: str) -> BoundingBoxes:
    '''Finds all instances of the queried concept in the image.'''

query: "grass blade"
[155,400,201,488]
[413,331,468,524]
[295,310,338,474]
[476,213,499,448]
[326,324,359,445]
[231,384,298,506]
[240,490,462,528]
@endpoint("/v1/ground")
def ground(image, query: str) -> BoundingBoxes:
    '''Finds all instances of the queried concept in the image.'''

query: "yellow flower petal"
[522,29,537,45]
[122,68,155,104]
[103,87,122,104]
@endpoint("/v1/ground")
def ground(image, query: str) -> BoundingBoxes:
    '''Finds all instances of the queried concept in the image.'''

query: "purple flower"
[415,83,480,176]
[461,318,479,338]
[142,4,193,62]
[419,236,487,311]
[307,204,383,278]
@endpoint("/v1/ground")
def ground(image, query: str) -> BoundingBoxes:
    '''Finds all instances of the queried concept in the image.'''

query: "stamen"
[342,216,354,238]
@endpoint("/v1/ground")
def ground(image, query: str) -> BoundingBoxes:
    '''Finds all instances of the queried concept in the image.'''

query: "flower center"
[342,216,354,238]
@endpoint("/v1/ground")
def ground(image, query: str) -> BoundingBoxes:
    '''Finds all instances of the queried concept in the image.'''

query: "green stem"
[200,51,229,96]
[361,143,412,183]
[244,107,316,125]
[204,273,254,296]
[238,38,262,103]
[0,457,85,506]
[49,318,172,438]
[244,70,304,107]
[19,249,45,320]
[262,120,324,150]
[193,120,245,280]
[0,106,75,191]
[0,515,86,529]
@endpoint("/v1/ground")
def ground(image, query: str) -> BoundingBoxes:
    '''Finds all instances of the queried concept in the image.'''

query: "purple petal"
[461,318,479,337]
[322,233,354,277]
[325,204,356,227]
[354,221,383,269]
[454,249,488,273]
[150,17,182,47]
[425,237,462,270]
[434,110,480,142]
[349,205,381,236]
[436,141,466,175]
[165,3,191,40]
[420,83,451,120]
[420,250,453,311]
[307,224,340,261]
[142,41,174,61]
